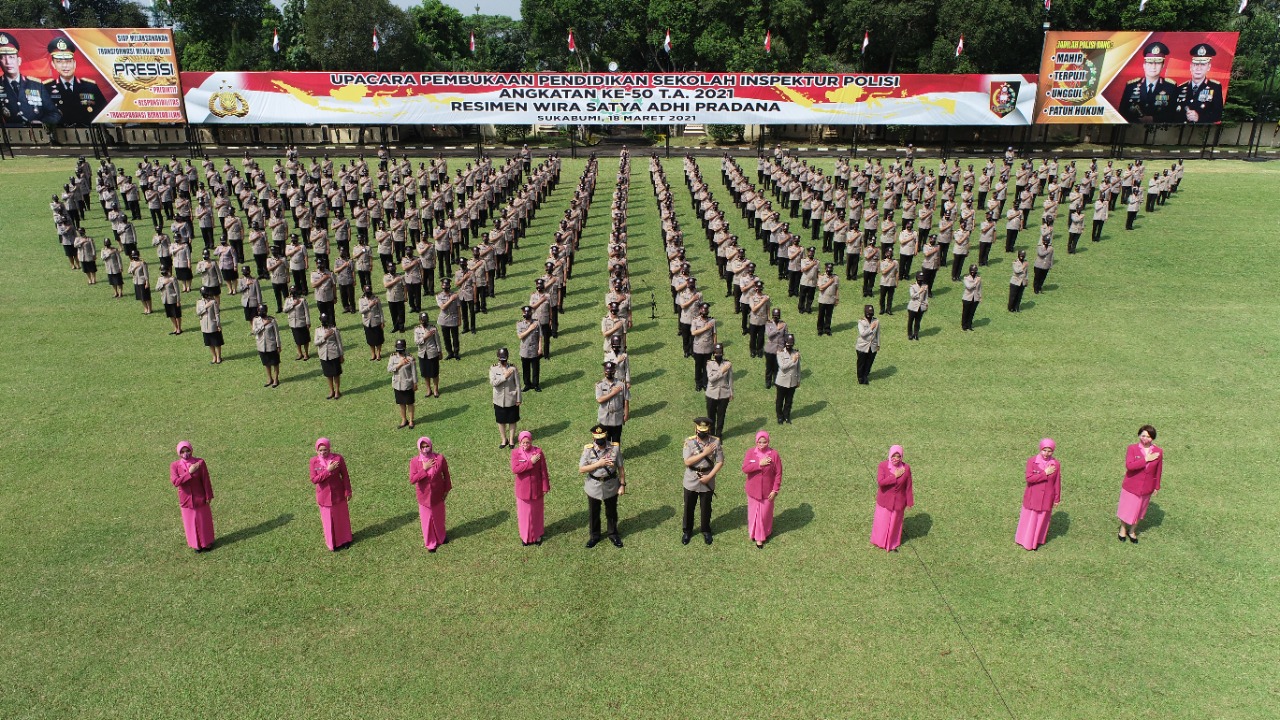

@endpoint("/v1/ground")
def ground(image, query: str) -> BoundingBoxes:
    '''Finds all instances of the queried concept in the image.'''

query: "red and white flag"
[1139,0,1147,11]
[861,31,869,54]
[1239,0,1248,12]
[663,29,671,54]
[372,28,380,53]
[1044,0,1051,10]
[469,32,475,53]
[272,29,280,53]
[567,30,576,53]
[955,35,964,57]
[61,0,70,10]
[764,30,772,53]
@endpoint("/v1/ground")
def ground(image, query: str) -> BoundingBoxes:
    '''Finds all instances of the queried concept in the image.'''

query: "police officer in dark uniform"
[1120,42,1176,124]
[0,33,62,127]
[45,37,106,128]
[1174,43,1223,124]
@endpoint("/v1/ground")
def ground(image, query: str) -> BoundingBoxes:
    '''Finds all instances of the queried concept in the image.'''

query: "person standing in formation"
[961,265,982,332]
[1118,425,1163,544]
[742,431,782,549]
[1033,236,1054,295]
[309,437,352,551]
[1016,438,1062,551]
[410,436,452,552]
[1008,250,1029,313]
[510,430,550,546]
[157,267,182,336]
[435,277,461,360]
[595,361,629,445]
[816,263,839,336]
[196,288,223,364]
[704,343,732,439]
[388,339,419,429]
[169,441,214,553]
[579,424,625,549]
[681,417,724,546]
[856,305,879,384]
[517,305,542,392]
[413,312,442,399]
[285,285,311,361]
[252,305,281,388]
[491,347,522,448]
[906,272,928,342]
[359,286,385,361]
[315,313,344,400]
[774,334,800,424]
[871,445,914,552]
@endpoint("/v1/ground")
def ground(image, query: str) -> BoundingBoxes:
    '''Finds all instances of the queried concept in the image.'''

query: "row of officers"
[168,423,1165,554]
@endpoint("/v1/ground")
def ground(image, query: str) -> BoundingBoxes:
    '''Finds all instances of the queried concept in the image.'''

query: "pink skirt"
[180,504,215,550]
[1116,488,1151,525]
[320,502,352,551]
[420,502,446,550]
[870,504,904,551]
[516,497,545,543]
[1015,506,1051,550]
[746,496,775,543]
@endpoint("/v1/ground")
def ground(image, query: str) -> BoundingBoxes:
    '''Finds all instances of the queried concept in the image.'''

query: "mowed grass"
[1,151,1278,719]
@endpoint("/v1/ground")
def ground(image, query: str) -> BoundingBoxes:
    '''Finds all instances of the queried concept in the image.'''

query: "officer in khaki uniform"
[579,424,625,548]
[704,343,732,438]
[681,417,724,545]
[595,361,629,444]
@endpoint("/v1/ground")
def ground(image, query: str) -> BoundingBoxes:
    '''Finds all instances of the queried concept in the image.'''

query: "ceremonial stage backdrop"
[181,72,1039,126]
[0,28,183,126]
[1034,31,1238,125]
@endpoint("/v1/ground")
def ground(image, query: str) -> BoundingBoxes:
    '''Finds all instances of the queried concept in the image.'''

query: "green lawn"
[1,152,1277,719]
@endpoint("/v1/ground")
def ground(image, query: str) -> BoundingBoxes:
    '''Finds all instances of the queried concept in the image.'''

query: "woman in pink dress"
[309,437,353,551]
[1015,438,1061,551]
[510,430,550,546]
[1118,424,1163,543]
[169,441,215,552]
[871,445,914,551]
[742,430,782,548]
[410,436,452,552]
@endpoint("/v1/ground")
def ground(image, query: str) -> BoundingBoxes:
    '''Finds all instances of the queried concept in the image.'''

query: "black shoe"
[1128,535,1138,544]
[586,536,601,549]
[534,386,541,392]
[682,532,691,545]
[1118,533,1127,542]
[609,535,624,548]
[785,418,792,424]
[703,532,713,545]
[534,539,542,546]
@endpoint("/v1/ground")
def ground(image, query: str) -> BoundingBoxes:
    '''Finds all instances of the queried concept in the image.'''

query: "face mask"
[595,437,607,447]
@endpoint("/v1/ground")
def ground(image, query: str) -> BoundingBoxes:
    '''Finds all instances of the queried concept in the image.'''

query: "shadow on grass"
[721,416,768,440]
[545,510,588,540]
[527,419,571,440]
[626,341,666,355]
[222,350,257,362]
[1020,300,1036,311]
[918,326,941,338]
[903,512,933,544]
[931,285,952,297]
[631,368,666,385]
[553,341,590,356]
[627,433,672,459]
[773,502,814,537]
[1137,502,1165,534]
[972,317,992,329]
[541,368,585,390]
[352,511,417,544]
[1043,283,1059,292]
[625,504,675,534]
[560,323,595,336]
[449,510,510,542]
[712,504,747,534]
[445,376,486,393]
[869,365,897,381]
[630,400,668,419]
[343,378,386,396]
[792,400,828,420]
[1046,510,1071,542]
[282,368,322,384]
[216,513,294,549]
[832,321,855,334]
[420,404,469,423]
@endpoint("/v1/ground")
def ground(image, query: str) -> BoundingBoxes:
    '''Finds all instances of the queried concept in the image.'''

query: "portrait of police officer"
[1175,43,1223,124]
[45,37,106,128]
[0,33,62,127]
[1120,42,1176,124]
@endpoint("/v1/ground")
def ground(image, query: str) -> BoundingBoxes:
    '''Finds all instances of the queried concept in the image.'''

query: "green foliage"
[494,123,532,142]
[704,123,744,143]
[303,0,421,71]
[0,0,148,28]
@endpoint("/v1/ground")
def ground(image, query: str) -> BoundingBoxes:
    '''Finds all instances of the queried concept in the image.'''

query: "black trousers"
[682,489,713,535]
[705,396,729,438]
[272,283,288,312]
[788,270,800,297]
[1032,267,1049,294]
[388,301,405,331]
[906,309,923,339]
[961,300,979,330]
[879,285,895,315]
[521,356,541,389]
[1005,229,1018,253]
[1067,232,1081,253]
[749,324,765,357]
[1126,210,1137,230]
[775,385,796,422]
[693,353,710,390]
[679,322,693,357]
[978,243,992,266]
[817,302,834,335]
[441,324,460,357]
[862,270,876,297]
[1008,283,1025,312]
[339,284,356,312]
[406,282,421,312]
[539,322,552,358]
[460,300,476,333]
[317,300,336,322]
[951,254,967,282]
[1146,194,1156,213]
[798,285,815,313]
[601,424,623,445]
[588,495,620,540]
[899,254,915,279]
[856,350,876,384]
[1091,219,1104,241]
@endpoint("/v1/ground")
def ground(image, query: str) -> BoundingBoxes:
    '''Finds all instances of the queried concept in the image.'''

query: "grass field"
[1,151,1278,719]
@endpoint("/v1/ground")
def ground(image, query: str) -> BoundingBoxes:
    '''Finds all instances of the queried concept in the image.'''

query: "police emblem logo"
[208,82,250,118]
[989,81,1020,118]
[0,34,10,45]
[1196,46,1207,57]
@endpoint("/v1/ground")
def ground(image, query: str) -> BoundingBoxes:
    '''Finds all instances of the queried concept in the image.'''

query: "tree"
[172,0,281,71]
[1,0,148,28]
[304,0,421,71]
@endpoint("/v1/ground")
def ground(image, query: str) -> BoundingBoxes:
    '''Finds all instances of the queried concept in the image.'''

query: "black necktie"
[1146,83,1154,95]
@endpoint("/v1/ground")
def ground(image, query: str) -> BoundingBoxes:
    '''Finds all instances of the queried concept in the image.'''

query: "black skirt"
[394,387,415,405]
[494,403,520,424]
[364,325,385,347]
[291,326,310,346]
[202,330,224,347]
[176,267,193,281]
[108,273,124,287]
[63,244,76,258]
[321,358,342,378]
[419,356,439,379]
[81,260,97,274]
[203,284,221,297]
[259,349,281,366]
[243,305,257,322]
[164,303,181,319]
[134,285,151,301]
[223,268,238,283]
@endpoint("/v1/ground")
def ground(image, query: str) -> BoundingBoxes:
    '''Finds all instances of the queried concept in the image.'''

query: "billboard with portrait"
[1034,30,1238,125]
[0,28,183,127]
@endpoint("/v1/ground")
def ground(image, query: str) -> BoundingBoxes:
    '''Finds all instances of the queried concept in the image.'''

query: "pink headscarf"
[755,430,770,444]
[1033,438,1056,471]
[315,437,330,452]
[888,445,904,469]
[418,437,433,457]
[175,441,197,469]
